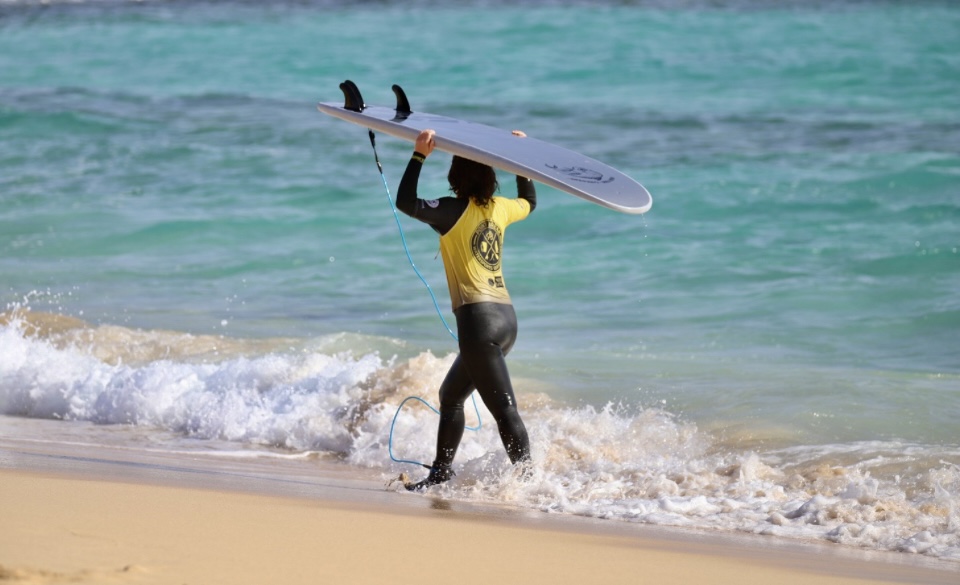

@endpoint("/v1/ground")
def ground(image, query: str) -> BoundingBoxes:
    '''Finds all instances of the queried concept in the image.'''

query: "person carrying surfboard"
[396,128,536,491]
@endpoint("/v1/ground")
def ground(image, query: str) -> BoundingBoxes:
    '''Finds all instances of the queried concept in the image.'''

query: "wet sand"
[0,432,956,585]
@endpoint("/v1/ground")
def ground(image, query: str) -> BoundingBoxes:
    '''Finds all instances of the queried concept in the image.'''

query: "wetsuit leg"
[404,356,471,491]
[453,302,531,464]
[409,302,530,491]
[432,356,474,468]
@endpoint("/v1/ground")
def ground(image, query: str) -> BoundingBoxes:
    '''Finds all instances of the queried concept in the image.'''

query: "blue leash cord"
[366,130,482,469]
[387,396,481,469]
[368,130,457,343]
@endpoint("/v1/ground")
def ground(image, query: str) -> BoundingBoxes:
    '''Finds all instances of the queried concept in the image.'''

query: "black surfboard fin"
[392,84,412,117]
[339,80,365,112]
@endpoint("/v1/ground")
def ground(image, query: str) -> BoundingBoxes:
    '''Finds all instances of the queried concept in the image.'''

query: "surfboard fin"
[339,80,365,112]
[392,84,412,118]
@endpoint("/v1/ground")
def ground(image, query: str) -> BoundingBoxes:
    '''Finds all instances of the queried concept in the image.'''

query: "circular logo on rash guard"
[471,219,502,271]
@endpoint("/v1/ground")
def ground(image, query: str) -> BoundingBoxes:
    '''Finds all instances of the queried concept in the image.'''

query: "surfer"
[397,128,536,491]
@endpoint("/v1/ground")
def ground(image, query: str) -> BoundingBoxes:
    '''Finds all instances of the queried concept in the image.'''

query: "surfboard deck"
[317,81,652,215]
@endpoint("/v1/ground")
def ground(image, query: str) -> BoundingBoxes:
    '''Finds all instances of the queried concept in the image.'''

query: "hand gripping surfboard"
[317,80,652,215]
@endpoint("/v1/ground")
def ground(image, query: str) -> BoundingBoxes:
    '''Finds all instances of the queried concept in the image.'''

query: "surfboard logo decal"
[546,164,615,184]
[471,219,502,272]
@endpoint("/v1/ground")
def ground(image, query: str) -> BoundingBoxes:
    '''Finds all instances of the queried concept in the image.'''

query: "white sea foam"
[1,316,958,562]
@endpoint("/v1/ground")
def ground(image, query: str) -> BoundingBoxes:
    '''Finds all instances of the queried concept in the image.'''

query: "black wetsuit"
[397,155,536,484]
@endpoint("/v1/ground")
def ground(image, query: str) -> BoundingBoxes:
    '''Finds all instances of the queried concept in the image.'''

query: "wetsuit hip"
[432,302,530,467]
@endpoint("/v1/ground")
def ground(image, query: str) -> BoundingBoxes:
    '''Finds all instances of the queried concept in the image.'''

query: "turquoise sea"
[1,0,958,560]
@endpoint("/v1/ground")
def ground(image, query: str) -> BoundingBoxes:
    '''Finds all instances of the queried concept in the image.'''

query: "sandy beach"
[1,431,956,585]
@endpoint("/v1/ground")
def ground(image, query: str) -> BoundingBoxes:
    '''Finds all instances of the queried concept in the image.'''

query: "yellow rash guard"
[439,197,531,311]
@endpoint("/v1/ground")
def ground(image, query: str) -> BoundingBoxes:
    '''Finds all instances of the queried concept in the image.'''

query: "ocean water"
[1,0,959,561]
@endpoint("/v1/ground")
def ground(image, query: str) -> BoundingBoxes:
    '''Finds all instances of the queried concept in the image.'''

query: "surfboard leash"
[367,129,456,342]
[365,129,483,470]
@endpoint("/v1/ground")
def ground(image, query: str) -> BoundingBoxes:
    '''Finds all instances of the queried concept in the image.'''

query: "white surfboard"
[317,81,652,215]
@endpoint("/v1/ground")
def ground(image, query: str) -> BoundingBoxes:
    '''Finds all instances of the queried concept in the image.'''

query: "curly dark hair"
[447,155,499,206]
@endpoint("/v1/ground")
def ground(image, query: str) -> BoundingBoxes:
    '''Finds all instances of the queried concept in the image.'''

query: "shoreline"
[1,433,956,585]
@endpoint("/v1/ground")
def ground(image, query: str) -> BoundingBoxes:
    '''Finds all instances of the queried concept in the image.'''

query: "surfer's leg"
[435,356,475,467]
[406,304,530,492]
[456,303,531,465]
[405,356,473,492]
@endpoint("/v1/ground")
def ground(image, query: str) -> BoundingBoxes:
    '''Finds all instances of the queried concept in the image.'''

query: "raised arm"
[396,129,436,217]
[510,130,536,212]
[396,129,466,235]
[516,176,536,212]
